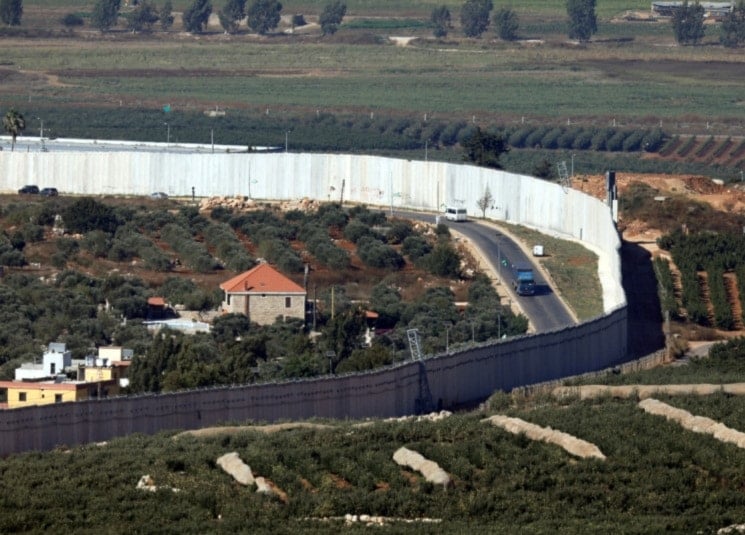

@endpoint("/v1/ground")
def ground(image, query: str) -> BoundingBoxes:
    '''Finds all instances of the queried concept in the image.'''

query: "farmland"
[1,0,744,180]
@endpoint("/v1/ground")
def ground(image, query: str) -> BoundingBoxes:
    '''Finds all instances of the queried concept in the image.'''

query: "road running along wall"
[0,150,627,455]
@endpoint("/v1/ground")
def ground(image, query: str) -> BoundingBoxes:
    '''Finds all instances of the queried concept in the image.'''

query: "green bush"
[357,236,404,269]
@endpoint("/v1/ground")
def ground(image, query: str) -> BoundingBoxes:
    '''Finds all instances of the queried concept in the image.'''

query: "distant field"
[2,0,744,179]
[2,37,743,124]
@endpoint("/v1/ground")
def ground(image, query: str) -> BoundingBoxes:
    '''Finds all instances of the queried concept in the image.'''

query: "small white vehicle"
[445,206,467,222]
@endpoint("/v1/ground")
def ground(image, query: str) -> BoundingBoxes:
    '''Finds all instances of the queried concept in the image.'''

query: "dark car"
[40,187,59,197]
[18,185,39,194]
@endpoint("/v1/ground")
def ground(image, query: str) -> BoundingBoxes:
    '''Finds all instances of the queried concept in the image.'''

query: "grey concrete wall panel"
[0,307,627,456]
[0,149,628,456]
[1,150,623,309]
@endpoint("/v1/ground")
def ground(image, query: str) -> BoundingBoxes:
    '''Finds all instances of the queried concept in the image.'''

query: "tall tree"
[218,0,246,33]
[247,0,281,35]
[319,0,345,35]
[493,7,518,40]
[720,0,745,47]
[431,5,451,38]
[0,0,22,26]
[672,1,705,44]
[160,0,174,29]
[182,0,212,33]
[566,0,597,43]
[460,0,492,37]
[128,0,159,32]
[3,109,25,151]
[90,0,121,31]
[461,126,509,169]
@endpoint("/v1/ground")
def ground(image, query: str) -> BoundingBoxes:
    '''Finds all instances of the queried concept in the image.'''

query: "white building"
[14,343,72,381]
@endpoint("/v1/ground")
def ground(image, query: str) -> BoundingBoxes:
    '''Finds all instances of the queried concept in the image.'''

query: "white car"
[149,192,168,200]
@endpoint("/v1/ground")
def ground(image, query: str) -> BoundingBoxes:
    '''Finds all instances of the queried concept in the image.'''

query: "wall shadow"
[622,239,665,357]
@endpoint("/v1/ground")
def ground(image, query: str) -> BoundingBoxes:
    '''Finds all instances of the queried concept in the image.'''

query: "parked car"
[18,185,39,194]
[40,187,58,197]
[149,192,168,200]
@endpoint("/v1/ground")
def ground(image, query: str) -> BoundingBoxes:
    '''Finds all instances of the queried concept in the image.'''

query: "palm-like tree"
[3,109,25,151]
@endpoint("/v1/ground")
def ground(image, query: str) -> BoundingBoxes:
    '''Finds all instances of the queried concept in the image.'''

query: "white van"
[445,206,467,222]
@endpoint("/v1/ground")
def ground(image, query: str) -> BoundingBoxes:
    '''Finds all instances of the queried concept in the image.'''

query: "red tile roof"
[220,263,305,294]
[148,297,166,306]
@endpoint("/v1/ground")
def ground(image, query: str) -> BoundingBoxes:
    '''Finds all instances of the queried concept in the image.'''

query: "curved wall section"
[1,151,624,310]
[0,149,628,455]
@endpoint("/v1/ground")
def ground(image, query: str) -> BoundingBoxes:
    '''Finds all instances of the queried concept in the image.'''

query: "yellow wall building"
[0,380,119,409]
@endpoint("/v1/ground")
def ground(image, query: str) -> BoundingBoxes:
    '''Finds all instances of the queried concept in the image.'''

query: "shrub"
[540,127,563,150]
[82,230,112,258]
[62,198,120,234]
[606,130,629,152]
[387,220,414,244]
[590,128,613,151]
[419,242,460,277]
[572,128,594,150]
[401,235,431,260]
[507,126,533,148]
[61,12,84,27]
[525,126,549,148]
[343,220,377,244]
[356,236,404,269]
[622,130,645,152]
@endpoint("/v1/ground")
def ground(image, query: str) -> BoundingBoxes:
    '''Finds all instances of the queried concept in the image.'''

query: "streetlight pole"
[285,131,289,153]
[36,117,43,139]
[210,128,214,153]
[444,322,451,354]
[571,154,575,178]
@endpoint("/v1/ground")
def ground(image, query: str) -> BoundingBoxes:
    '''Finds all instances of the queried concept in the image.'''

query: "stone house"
[219,263,306,325]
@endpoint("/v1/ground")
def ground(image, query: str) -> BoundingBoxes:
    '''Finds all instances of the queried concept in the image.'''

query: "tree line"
[3,0,744,48]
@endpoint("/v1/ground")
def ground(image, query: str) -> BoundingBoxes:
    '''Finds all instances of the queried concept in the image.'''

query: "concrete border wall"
[1,151,623,311]
[0,150,628,455]
[0,308,626,455]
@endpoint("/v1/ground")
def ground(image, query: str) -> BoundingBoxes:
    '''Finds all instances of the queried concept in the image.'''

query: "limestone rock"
[216,452,255,486]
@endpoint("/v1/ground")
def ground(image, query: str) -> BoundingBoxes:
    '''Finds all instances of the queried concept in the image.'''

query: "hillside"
[4,339,745,532]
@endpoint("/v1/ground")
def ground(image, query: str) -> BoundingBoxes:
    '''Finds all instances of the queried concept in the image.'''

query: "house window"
[18,392,26,402]
[226,295,231,306]
[55,394,63,403]
[50,362,56,374]
[285,297,292,308]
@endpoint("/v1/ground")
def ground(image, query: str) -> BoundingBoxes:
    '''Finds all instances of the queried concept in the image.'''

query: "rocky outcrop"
[639,398,745,449]
[553,383,745,400]
[216,452,255,486]
[483,415,606,460]
[136,474,180,493]
[392,447,451,487]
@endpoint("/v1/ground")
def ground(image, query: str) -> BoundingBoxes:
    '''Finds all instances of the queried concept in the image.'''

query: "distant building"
[0,378,119,409]
[651,1,733,17]
[0,344,131,409]
[220,263,306,325]
[14,342,71,381]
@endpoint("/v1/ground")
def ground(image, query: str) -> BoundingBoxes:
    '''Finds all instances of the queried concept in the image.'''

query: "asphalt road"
[396,210,576,333]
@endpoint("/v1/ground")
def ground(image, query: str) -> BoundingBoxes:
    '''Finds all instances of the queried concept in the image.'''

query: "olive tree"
[460,0,492,37]
[566,0,596,42]
[319,0,345,35]
[672,1,705,44]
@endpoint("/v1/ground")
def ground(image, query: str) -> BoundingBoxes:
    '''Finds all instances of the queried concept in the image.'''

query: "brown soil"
[576,172,745,341]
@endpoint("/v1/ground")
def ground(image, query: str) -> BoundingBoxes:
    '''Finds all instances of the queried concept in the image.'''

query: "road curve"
[396,210,576,333]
